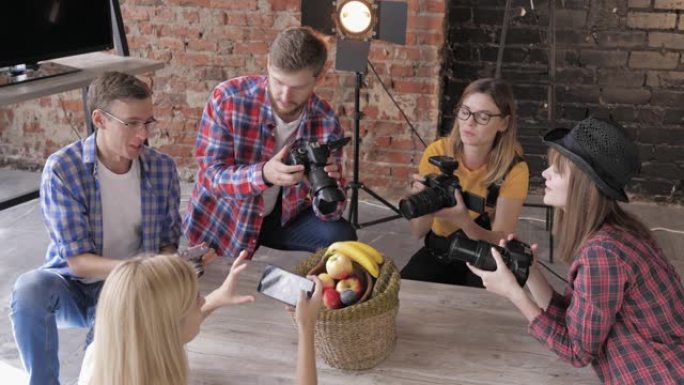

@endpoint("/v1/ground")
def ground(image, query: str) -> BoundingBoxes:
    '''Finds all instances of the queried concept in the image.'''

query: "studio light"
[336,0,375,38]
[302,0,406,72]
[301,0,408,229]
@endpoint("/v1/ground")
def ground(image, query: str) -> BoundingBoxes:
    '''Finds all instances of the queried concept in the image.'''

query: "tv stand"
[0,62,81,88]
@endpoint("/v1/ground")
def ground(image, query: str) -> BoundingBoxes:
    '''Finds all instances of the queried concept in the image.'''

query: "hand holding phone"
[257,264,315,307]
[179,244,209,277]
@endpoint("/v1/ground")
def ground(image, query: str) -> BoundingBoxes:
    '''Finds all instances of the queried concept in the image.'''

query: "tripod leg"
[359,185,402,216]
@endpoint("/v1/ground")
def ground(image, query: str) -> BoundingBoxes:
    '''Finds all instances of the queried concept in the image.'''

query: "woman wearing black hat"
[468,117,684,384]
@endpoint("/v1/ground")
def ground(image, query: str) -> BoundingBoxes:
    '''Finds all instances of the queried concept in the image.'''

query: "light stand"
[301,0,407,229]
[346,71,403,228]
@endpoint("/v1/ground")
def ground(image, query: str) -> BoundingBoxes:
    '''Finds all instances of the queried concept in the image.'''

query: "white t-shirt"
[93,158,142,281]
[262,113,303,216]
[78,342,94,385]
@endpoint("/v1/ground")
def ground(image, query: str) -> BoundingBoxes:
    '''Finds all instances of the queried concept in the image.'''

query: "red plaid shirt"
[183,76,346,258]
[529,224,684,384]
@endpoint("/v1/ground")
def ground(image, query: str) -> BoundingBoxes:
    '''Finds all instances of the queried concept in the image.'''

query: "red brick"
[210,0,257,10]
[269,0,298,11]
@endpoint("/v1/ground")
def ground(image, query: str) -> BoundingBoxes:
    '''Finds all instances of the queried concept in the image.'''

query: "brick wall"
[442,0,684,203]
[0,0,444,200]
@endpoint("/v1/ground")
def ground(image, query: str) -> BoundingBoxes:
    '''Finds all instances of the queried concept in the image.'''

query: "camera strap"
[477,156,524,229]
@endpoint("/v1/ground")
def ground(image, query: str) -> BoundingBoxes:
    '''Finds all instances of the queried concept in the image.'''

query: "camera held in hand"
[437,234,532,286]
[399,156,483,219]
[288,137,351,215]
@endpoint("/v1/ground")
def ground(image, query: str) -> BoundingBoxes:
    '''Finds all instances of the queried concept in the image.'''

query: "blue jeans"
[258,198,357,252]
[10,269,103,385]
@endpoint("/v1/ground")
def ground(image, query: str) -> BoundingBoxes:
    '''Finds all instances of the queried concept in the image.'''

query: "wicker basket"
[295,248,401,370]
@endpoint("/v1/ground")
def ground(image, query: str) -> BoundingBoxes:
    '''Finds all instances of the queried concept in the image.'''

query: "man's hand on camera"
[263,145,305,186]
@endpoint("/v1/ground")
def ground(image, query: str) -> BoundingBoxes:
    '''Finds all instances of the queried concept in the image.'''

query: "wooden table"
[187,263,599,385]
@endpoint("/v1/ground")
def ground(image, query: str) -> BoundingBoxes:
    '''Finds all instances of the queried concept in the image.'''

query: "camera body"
[438,235,532,286]
[399,156,483,219]
[288,137,351,215]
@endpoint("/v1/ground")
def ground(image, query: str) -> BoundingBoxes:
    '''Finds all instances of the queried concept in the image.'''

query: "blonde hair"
[549,148,653,263]
[89,254,198,385]
[446,78,524,186]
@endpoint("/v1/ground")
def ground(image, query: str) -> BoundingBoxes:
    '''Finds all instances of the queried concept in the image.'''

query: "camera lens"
[399,188,446,219]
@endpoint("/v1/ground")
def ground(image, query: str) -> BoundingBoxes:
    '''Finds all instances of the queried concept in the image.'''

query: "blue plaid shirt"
[40,133,181,278]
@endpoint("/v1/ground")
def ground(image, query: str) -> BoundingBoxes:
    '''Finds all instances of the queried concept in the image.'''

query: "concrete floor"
[0,170,682,384]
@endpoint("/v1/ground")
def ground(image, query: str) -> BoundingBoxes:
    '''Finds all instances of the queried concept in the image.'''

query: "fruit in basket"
[339,289,359,306]
[325,253,353,279]
[336,276,363,296]
[322,288,343,309]
[325,241,382,278]
[318,273,335,288]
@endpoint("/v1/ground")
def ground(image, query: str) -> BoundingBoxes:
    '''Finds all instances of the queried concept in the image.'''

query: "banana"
[326,242,379,278]
[344,241,384,264]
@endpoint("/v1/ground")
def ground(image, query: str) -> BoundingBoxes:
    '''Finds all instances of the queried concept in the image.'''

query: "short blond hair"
[268,26,328,76]
[87,71,151,115]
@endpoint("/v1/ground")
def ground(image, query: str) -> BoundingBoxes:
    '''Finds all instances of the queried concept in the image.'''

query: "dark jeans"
[401,231,484,288]
[258,197,357,252]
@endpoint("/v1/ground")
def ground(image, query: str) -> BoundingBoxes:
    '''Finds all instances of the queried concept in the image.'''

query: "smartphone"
[257,264,315,307]
[179,245,209,278]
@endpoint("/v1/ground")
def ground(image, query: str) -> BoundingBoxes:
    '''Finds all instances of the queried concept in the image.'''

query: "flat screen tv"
[0,0,114,86]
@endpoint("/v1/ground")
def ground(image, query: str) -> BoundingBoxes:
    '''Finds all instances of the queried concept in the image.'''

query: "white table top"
[0,52,163,106]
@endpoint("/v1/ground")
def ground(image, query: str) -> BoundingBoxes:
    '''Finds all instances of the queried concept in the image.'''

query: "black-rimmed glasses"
[456,105,504,125]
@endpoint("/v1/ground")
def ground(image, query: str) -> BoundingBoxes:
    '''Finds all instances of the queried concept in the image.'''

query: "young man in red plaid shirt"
[469,117,684,384]
[183,27,357,258]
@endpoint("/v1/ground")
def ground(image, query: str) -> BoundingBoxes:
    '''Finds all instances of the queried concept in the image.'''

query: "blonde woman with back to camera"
[78,252,323,385]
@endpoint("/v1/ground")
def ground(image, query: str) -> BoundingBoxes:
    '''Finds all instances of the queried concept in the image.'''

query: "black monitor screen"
[0,0,114,68]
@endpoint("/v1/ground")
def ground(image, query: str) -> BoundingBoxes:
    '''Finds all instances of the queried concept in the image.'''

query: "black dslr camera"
[437,235,532,286]
[399,156,484,219]
[288,137,351,215]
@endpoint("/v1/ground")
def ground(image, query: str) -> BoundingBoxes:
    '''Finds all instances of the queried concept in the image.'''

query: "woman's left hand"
[466,240,522,300]
[214,250,256,306]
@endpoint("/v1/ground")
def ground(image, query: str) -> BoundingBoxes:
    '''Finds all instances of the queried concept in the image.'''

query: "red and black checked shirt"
[529,224,684,384]
[183,76,346,258]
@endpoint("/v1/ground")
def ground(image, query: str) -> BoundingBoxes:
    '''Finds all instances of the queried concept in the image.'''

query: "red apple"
[318,273,335,289]
[322,288,342,309]
[335,276,363,296]
[325,253,353,280]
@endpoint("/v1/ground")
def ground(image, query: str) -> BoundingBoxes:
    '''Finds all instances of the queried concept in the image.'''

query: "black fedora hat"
[542,117,640,202]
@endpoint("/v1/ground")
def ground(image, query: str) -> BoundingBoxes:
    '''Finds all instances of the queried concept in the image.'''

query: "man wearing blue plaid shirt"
[9,72,183,385]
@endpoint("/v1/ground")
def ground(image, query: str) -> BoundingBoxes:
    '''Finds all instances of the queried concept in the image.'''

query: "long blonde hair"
[549,149,653,263]
[447,78,524,186]
[89,254,198,385]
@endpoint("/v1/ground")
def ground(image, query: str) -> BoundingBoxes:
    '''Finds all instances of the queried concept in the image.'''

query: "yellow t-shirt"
[418,138,529,237]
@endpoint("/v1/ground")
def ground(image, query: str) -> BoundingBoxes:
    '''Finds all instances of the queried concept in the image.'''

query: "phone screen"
[257,264,315,307]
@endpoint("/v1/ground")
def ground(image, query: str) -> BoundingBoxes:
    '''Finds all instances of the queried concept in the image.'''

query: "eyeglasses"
[456,105,504,125]
[99,109,158,132]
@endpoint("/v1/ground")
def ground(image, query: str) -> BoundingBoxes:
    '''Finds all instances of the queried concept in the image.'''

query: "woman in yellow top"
[401,78,529,287]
